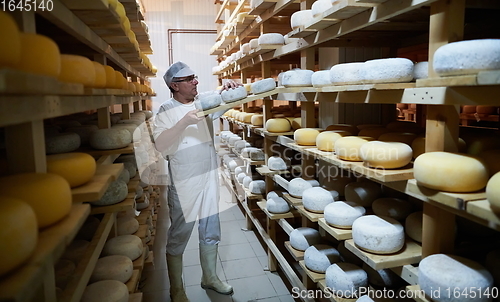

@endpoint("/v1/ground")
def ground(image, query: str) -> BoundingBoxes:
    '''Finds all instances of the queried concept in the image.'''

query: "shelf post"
[5,120,47,173]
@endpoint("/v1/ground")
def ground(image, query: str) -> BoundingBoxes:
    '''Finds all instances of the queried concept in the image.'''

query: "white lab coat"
[153,98,225,255]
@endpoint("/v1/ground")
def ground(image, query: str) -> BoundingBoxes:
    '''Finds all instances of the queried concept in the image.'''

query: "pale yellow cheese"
[0,173,72,228]
[478,149,500,176]
[46,152,96,188]
[81,280,129,302]
[0,197,38,277]
[360,141,413,169]
[90,255,133,283]
[316,130,350,152]
[265,118,291,133]
[59,54,96,86]
[0,11,21,68]
[251,114,263,126]
[242,113,254,123]
[16,33,60,77]
[335,136,375,161]
[92,61,107,88]
[414,152,489,192]
[294,128,320,146]
[486,172,500,210]
[104,65,116,88]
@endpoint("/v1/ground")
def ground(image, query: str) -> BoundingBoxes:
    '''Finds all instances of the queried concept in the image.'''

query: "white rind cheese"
[325,263,368,298]
[352,215,405,254]
[45,132,81,154]
[81,280,129,302]
[258,33,285,45]
[221,86,248,103]
[251,78,276,94]
[302,187,334,213]
[290,10,313,29]
[290,227,321,251]
[324,201,366,229]
[311,70,332,87]
[249,180,266,195]
[268,156,287,171]
[330,62,364,85]
[311,0,333,17]
[90,255,133,283]
[360,141,413,169]
[196,91,222,110]
[361,58,414,84]
[288,178,313,198]
[91,180,128,206]
[102,235,143,261]
[304,244,340,273]
[266,197,290,214]
[116,216,140,235]
[282,69,314,87]
[413,61,429,79]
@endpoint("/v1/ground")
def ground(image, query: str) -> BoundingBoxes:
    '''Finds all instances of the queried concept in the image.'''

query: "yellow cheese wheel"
[378,132,417,146]
[127,82,136,92]
[360,141,413,169]
[358,127,391,139]
[287,117,302,130]
[133,82,141,92]
[335,136,375,161]
[114,1,127,19]
[104,65,116,88]
[92,62,107,88]
[114,70,126,89]
[242,113,254,123]
[486,172,500,210]
[316,130,350,152]
[121,17,131,33]
[16,33,60,77]
[0,197,38,277]
[0,11,21,68]
[59,54,96,87]
[294,128,320,146]
[265,118,291,133]
[108,0,118,9]
[0,173,72,228]
[251,114,263,126]
[47,153,97,188]
[414,152,489,192]
[325,124,358,135]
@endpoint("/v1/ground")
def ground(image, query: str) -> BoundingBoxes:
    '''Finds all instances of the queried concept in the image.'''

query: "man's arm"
[154,109,204,153]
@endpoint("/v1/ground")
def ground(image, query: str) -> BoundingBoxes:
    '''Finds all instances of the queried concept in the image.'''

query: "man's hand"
[181,109,205,126]
[220,79,243,93]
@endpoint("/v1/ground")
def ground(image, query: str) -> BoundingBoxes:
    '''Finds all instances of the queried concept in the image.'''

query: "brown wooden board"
[94,163,124,181]
[298,260,325,283]
[318,218,352,241]
[296,205,324,222]
[257,201,298,220]
[317,279,357,302]
[90,198,135,214]
[284,241,304,261]
[72,174,113,203]
[466,199,500,231]
[0,69,84,95]
[282,193,303,206]
[126,269,140,293]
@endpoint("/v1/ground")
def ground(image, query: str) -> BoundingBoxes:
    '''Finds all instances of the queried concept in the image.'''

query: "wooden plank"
[318,218,352,241]
[298,260,325,283]
[282,192,303,206]
[416,75,477,87]
[344,238,422,270]
[248,0,279,15]
[296,205,323,222]
[60,0,109,10]
[133,247,147,270]
[274,174,290,191]
[257,201,298,219]
[256,166,289,176]
[284,241,304,261]
[126,270,140,293]
[90,198,135,214]
[80,143,135,157]
[321,0,376,20]
[0,69,84,95]
[466,199,500,231]
[94,163,124,181]
[0,204,90,302]
[129,292,143,302]
[72,174,113,203]
[391,264,419,286]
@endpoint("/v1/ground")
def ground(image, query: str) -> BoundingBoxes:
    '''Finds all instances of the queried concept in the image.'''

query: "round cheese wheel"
[234,140,251,153]
[290,227,321,251]
[136,196,150,210]
[360,141,413,169]
[414,152,489,192]
[257,33,285,45]
[344,180,382,207]
[335,136,375,161]
[311,0,333,17]
[419,254,494,302]
[290,10,313,29]
[267,191,279,201]
[302,187,334,213]
[433,39,500,76]
[228,136,243,146]
[243,176,253,188]
[81,280,129,302]
[221,86,248,103]
[372,198,413,221]
[102,235,143,261]
[304,244,340,273]
[241,42,251,54]
[103,65,116,88]
[413,61,429,79]
[16,33,60,77]
[294,128,320,146]
[358,127,391,139]
[361,58,414,84]
[316,131,350,152]
[0,197,38,277]
[250,149,265,161]
[91,180,128,206]
[91,255,133,284]
[266,197,290,214]
[486,172,500,210]
[330,62,364,85]
[251,114,264,126]
[325,124,358,135]
[0,11,21,68]
[311,70,332,87]
[251,78,276,94]
[249,180,266,195]
[90,128,132,150]
[63,240,89,262]
[0,173,71,228]
[46,132,81,154]
[59,54,96,86]
[288,178,312,198]
[379,132,418,146]
[116,216,140,235]
[266,118,291,133]
[46,152,96,188]
[268,156,287,171]
[405,211,423,243]
[324,201,366,229]
[352,215,405,254]
[241,113,254,123]
[325,263,368,298]
[228,160,240,172]
[282,69,314,87]
[363,263,402,288]
[249,38,259,49]
[196,91,222,110]
[65,125,99,146]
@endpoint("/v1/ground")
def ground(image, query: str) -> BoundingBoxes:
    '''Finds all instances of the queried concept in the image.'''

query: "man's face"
[171,75,198,100]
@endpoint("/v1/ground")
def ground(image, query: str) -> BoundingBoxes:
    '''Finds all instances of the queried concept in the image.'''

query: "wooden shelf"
[133,247,147,270]
[298,260,325,283]
[282,193,303,206]
[344,238,422,270]
[0,204,90,302]
[416,70,500,87]
[0,69,84,95]
[466,199,500,231]
[256,166,290,176]
[257,201,297,220]
[296,205,324,223]
[72,174,113,203]
[317,279,357,302]
[94,163,124,181]
[82,143,135,158]
[318,218,352,241]
[90,197,135,215]
[126,269,140,293]
[284,241,304,261]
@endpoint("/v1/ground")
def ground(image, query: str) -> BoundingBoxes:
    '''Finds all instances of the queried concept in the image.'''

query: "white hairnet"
[163,61,196,87]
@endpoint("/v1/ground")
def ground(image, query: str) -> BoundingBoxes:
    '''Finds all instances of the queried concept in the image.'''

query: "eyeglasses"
[172,75,198,83]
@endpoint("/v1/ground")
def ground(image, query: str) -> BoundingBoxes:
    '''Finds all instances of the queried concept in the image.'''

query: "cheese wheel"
[288,178,312,198]
[335,136,375,161]
[65,125,98,146]
[249,180,266,195]
[304,244,340,273]
[0,197,38,277]
[330,62,364,85]
[378,132,417,145]
[81,280,129,302]
[433,39,500,76]
[419,254,494,302]
[102,235,143,260]
[486,172,500,210]
[243,176,253,189]
[362,263,402,288]
[294,128,320,146]
[90,255,133,283]
[16,33,61,77]
[372,198,413,221]
[46,152,96,188]
[325,263,368,298]
[360,141,413,169]
[413,61,429,79]
[302,187,334,213]
[352,215,405,254]
[114,70,126,89]
[59,54,96,86]
[241,113,254,123]
[344,181,382,207]
[266,118,291,133]
[316,131,350,152]
[414,152,489,192]
[290,227,321,251]
[91,180,128,206]
[485,250,500,286]
[311,70,332,87]
[405,211,423,243]
[249,149,265,161]
[358,127,391,139]
[0,11,21,68]
[361,58,414,84]
[252,78,276,94]
[266,197,290,214]
[268,156,287,171]
[46,132,81,154]
[325,124,358,135]
[324,201,366,229]
[290,10,313,29]
[221,86,248,103]
[267,191,279,201]
[282,69,314,87]
[257,33,285,45]
[311,0,333,17]
[116,216,140,235]
[0,173,71,228]
[241,43,251,54]
[90,128,132,150]
[104,65,116,88]
[249,38,259,49]
[196,91,222,110]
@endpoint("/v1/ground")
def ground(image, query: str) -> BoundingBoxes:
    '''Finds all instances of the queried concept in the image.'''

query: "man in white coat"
[153,61,240,302]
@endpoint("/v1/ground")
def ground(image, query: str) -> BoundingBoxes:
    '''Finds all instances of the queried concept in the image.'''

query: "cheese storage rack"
[213,0,500,301]
[0,0,157,301]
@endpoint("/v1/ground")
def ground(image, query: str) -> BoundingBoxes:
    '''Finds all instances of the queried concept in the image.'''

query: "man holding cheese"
[153,61,240,302]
